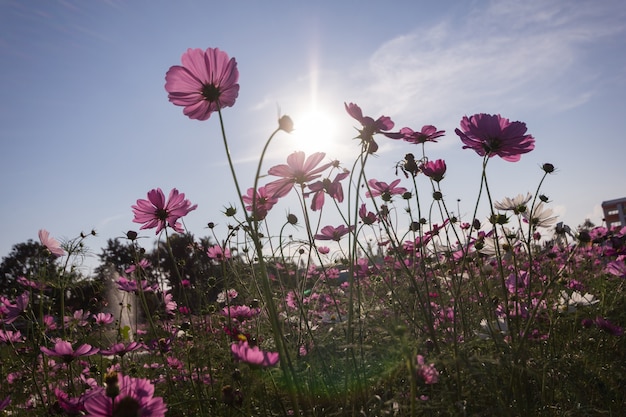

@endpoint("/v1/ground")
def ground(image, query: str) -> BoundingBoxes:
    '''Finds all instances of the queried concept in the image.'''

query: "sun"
[291,109,341,155]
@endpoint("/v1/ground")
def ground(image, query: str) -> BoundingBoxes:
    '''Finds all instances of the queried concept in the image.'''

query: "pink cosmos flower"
[242,186,278,220]
[416,354,439,384]
[132,188,197,234]
[38,229,65,257]
[40,340,99,363]
[0,292,29,325]
[265,151,333,198]
[400,125,445,144]
[359,204,377,225]
[165,47,239,120]
[306,170,350,211]
[345,102,403,153]
[0,329,23,344]
[100,342,145,357]
[314,224,354,241]
[207,245,232,261]
[420,159,447,182]
[317,246,330,255]
[455,113,535,162]
[93,312,115,326]
[365,179,407,200]
[221,305,261,321]
[230,341,279,367]
[83,372,167,417]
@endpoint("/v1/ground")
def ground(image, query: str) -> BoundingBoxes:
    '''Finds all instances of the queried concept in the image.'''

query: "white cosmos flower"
[477,318,509,339]
[494,192,533,212]
[558,290,600,313]
[524,202,558,229]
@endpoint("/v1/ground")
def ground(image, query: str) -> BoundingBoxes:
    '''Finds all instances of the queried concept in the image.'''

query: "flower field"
[1,47,624,417]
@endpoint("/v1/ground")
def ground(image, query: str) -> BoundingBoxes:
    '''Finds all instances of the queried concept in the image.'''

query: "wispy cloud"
[350,0,626,126]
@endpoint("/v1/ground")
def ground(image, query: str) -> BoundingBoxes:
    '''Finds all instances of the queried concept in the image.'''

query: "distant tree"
[0,240,56,297]
[94,238,138,282]
[148,233,220,311]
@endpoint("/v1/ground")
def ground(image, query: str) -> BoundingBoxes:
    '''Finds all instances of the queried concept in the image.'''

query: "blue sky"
[1,0,625,271]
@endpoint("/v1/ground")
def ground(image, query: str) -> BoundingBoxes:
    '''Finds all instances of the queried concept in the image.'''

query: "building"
[601,197,626,229]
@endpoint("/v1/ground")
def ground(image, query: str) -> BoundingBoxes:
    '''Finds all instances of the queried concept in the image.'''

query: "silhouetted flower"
[420,159,447,182]
[455,113,535,162]
[400,125,445,144]
[314,224,354,241]
[266,151,332,198]
[38,229,65,257]
[165,47,239,120]
[365,178,407,201]
[132,188,197,234]
[345,102,402,153]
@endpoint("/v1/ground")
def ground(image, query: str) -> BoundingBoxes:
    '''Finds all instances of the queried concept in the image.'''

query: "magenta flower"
[345,102,403,153]
[132,188,197,234]
[100,342,145,357]
[455,113,535,162]
[0,292,29,325]
[242,186,278,220]
[0,397,10,412]
[207,245,232,261]
[0,329,23,344]
[420,159,447,182]
[38,229,65,257]
[231,341,279,367]
[365,178,407,201]
[265,151,333,198]
[40,340,99,363]
[93,312,115,326]
[83,372,167,417]
[165,47,239,120]
[359,203,377,225]
[594,317,623,336]
[306,170,350,211]
[221,305,261,321]
[400,125,445,144]
[314,224,354,241]
[416,354,439,384]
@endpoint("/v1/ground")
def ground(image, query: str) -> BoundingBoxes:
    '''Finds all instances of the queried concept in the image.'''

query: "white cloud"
[349,0,626,125]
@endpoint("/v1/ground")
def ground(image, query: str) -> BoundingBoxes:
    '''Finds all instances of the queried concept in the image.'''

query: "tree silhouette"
[0,240,56,297]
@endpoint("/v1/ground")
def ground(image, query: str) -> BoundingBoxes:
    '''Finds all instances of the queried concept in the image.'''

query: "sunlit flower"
[400,125,445,144]
[365,178,407,201]
[306,170,350,211]
[242,186,278,220]
[494,192,532,213]
[38,229,65,257]
[265,151,333,198]
[523,202,558,229]
[345,102,402,153]
[83,372,167,417]
[420,159,447,182]
[455,113,535,162]
[165,47,239,120]
[132,188,197,234]
[230,341,279,367]
[314,224,354,241]
[40,340,99,363]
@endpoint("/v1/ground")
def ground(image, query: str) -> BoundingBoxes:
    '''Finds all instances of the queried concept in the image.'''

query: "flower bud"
[126,231,138,241]
[432,191,443,200]
[287,213,298,225]
[278,115,294,133]
[541,163,555,173]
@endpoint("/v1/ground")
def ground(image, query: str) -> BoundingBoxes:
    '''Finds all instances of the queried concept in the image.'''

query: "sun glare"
[292,110,340,155]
